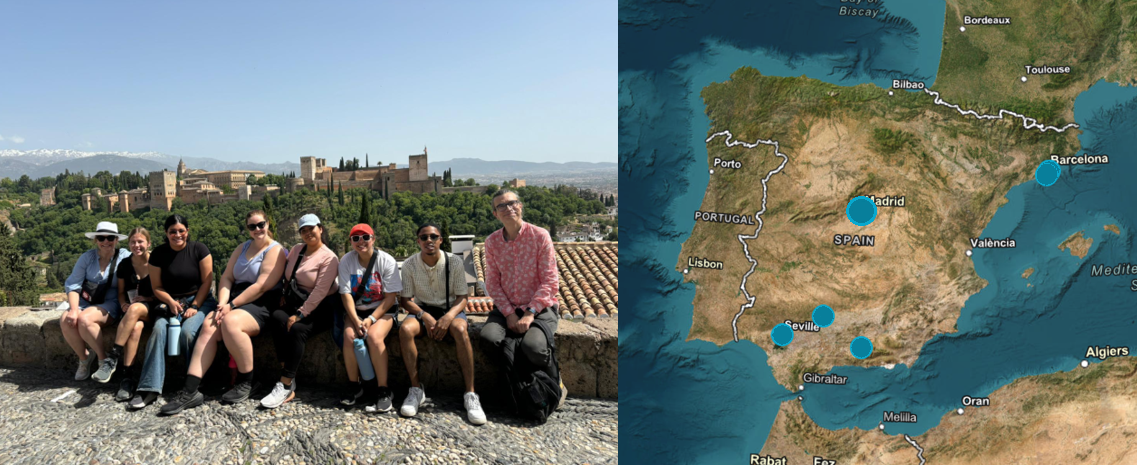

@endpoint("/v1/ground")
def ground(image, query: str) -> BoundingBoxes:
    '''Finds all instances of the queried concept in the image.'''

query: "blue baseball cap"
[298,214,321,229]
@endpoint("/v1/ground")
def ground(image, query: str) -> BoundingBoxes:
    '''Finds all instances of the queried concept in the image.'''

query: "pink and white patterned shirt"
[484,221,559,316]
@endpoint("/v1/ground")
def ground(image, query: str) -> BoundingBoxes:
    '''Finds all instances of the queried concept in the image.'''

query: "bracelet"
[367,315,377,324]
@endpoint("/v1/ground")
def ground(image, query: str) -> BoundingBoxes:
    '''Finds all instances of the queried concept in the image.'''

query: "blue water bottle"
[167,315,182,357]
[353,338,375,381]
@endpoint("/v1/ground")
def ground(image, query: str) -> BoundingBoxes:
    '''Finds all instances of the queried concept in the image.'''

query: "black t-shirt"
[116,256,155,298]
[148,241,211,297]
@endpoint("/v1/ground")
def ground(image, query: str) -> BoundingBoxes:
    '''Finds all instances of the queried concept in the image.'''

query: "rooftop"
[470,242,618,320]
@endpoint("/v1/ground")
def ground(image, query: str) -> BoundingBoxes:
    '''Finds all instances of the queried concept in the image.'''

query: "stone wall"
[0,307,617,398]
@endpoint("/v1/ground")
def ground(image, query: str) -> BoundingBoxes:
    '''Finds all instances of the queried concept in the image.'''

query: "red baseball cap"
[350,224,373,237]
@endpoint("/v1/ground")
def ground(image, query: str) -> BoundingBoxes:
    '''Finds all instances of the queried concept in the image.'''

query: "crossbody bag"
[81,252,119,305]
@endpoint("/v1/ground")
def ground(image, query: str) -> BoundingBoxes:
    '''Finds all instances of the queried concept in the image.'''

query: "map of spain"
[620,0,1137,463]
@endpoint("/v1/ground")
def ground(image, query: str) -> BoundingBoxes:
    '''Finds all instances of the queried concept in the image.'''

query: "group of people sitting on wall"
[59,189,564,424]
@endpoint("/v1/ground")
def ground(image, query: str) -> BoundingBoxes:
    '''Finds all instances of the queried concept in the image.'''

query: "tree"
[549,221,558,241]
[441,219,451,253]
[338,183,345,206]
[358,192,372,226]
[339,157,345,170]
[366,153,369,167]
[0,234,36,306]
[261,195,277,237]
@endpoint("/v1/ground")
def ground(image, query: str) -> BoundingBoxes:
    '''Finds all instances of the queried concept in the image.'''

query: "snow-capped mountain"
[0,149,300,179]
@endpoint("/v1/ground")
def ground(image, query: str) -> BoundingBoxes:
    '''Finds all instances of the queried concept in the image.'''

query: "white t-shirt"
[337,249,402,311]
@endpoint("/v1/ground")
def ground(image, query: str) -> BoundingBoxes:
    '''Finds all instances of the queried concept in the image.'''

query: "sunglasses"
[418,234,441,241]
[167,228,187,235]
[247,221,267,231]
[494,199,521,212]
[95,235,117,242]
[351,234,373,242]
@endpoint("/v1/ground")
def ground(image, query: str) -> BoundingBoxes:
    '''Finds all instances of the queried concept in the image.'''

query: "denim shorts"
[66,297,123,321]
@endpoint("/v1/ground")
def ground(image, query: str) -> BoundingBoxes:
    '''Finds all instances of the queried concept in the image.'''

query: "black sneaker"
[115,377,135,402]
[340,383,365,406]
[221,380,254,404]
[366,387,393,413]
[159,390,203,415]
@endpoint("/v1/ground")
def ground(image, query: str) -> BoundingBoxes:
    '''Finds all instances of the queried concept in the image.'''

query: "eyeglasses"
[247,221,267,231]
[167,228,187,236]
[494,200,521,212]
[351,234,373,242]
[95,235,117,242]
[418,234,441,241]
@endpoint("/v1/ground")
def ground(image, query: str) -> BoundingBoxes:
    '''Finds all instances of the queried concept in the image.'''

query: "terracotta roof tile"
[471,242,618,320]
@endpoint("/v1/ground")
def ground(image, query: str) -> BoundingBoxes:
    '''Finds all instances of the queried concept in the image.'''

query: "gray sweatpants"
[480,306,559,368]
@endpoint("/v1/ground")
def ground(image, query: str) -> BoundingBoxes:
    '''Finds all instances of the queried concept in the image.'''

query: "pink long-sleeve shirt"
[484,221,559,316]
[284,243,339,316]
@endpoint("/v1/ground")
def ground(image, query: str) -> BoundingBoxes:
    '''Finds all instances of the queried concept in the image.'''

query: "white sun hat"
[84,221,128,241]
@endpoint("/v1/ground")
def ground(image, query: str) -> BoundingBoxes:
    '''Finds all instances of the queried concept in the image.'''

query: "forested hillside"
[6,185,607,303]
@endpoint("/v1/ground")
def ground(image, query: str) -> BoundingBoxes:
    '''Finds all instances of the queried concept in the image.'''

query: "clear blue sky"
[0,1,614,164]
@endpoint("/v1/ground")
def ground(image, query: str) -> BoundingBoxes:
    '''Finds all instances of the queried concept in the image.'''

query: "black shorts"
[409,305,467,340]
[236,289,282,332]
[413,304,468,322]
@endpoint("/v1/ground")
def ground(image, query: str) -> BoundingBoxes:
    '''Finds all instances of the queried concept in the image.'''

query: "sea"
[619,0,1137,463]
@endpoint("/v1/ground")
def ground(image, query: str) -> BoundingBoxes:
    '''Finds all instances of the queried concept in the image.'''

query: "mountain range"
[0,150,299,179]
[0,150,615,181]
[426,158,615,176]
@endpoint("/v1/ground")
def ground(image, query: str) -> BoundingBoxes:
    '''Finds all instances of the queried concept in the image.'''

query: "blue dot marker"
[850,336,873,359]
[812,305,835,328]
[1035,159,1061,187]
[846,196,877,226]
[771,323,794,347]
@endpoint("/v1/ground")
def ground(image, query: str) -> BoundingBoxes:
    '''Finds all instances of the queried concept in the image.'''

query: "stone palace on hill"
[75,149,520,213]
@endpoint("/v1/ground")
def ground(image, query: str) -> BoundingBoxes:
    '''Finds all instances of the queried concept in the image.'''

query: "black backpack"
[501,317,561,423]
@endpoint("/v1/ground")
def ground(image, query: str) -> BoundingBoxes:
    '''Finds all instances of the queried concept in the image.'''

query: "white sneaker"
[74,358,94,381]
[464,392,486,425]
[400,386,425,417]
[260,380,295,409]
[129,392,158,409]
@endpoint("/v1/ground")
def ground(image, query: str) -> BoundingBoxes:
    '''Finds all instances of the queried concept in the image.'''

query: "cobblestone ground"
[0,367,617,465]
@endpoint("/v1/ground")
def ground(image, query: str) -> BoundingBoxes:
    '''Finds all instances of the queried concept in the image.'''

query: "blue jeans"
[136,295,218,394]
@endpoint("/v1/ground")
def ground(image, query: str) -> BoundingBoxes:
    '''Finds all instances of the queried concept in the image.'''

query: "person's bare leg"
[342,325,361,382]
[220,311,260,373]
[399,317,422,387]
[60,318,88,360]
[450,319,475,393]
[115,303,147,347]
[365,318,395,387]
[77,307,110,361]
[186,320,221,379]
[124,321,145,366]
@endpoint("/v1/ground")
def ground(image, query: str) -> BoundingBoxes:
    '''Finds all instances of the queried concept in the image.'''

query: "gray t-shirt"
[337,249,402,311]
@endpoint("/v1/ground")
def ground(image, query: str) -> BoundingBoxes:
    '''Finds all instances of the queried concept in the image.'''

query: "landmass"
[677,0,1137,390]
[759,357,1137,464]
[1022,267,1034,279]
[1105,224,1121,235]
[1058,231,1093,259]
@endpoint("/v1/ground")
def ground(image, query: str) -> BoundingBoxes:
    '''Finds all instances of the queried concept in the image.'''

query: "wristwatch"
[526,307,538,316]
